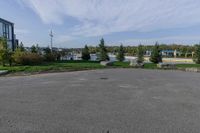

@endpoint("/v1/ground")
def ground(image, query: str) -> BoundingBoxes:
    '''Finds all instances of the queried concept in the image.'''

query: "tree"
[44,47,51,54]
[193,45,200,64]
[7,51,13,66]
[137,44,144,63]
[12,48,24,64]
[43,46,56,62]
[150,42,162,64]
[19,42,25,52]
[0,37,10,66]
[99,38,109,61]
[53,51,61,61]
[82,45,91,61]
[36,44,41,54]
[59,50,67,61]
[31,45,37,53]
[117,44,125,62]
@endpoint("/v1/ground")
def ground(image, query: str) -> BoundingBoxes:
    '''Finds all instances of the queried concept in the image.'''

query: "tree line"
[1,37,200,67]
[0,37,62,66]
[82,38,200,64]
[87,43,196,57]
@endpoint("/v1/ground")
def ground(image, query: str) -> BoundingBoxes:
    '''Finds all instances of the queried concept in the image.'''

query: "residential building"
[145,50,181,57]
[0,18,18,50]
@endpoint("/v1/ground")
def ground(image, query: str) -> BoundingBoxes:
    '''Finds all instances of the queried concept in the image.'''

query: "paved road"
[0,69,200,133]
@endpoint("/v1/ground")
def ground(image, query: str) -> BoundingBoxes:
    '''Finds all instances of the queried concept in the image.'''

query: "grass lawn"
[0,61,105,73]
[176,64,200,68]
[0,61,134,74]
[0,60,200,75]
[144,63,158,69]
[113,62,158,69]
[112,61,131,68]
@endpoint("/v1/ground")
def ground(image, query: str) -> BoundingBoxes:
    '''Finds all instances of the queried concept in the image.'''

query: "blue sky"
[1,0,200,48]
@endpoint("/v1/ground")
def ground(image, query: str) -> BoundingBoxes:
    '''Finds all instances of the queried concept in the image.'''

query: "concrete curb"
[0,70,9,76]
[185,68,200,73]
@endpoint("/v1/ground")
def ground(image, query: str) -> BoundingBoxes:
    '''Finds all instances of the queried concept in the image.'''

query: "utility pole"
[49,30,53,52]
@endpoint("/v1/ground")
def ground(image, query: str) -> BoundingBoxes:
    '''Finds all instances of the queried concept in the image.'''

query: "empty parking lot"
[0,69,200,133]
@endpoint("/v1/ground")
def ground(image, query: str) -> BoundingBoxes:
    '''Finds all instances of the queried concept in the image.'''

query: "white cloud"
[118,35,200,45]
[19,0,200,42]
[55,35,76,44]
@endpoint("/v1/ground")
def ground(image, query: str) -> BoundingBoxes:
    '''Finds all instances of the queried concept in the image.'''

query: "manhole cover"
[100,77,108,80]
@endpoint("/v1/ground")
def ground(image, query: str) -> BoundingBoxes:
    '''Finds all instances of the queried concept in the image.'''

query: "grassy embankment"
[0,61,156,74]
[0,60,200,74]
[0,61,104,73]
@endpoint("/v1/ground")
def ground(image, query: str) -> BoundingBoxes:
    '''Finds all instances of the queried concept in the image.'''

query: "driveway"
[0,69,200,133]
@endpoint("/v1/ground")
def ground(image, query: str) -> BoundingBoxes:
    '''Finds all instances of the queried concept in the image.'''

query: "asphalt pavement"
[0,69,200,133]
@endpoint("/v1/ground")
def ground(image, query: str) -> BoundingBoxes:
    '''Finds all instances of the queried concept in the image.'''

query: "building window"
[3,23,10,40]
[0,22,3,36]
[9,25,12,40]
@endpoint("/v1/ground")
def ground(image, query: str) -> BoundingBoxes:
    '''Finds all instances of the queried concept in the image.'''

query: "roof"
[0,18,14,25]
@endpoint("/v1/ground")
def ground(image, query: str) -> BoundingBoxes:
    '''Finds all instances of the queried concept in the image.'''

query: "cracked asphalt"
[0,69,200,133]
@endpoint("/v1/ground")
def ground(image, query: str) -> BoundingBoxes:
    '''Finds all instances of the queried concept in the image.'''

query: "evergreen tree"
[36,44,40,54]
[31,45,37,53]
[193,44,200,64]
[43,46,56,62]
[150,42,162,64]
[19,42,25,52]
[82,45,91,61]
[117,44,125,62]
[44,47,52,54]
[137,44,144,63]
[99,38,109,61]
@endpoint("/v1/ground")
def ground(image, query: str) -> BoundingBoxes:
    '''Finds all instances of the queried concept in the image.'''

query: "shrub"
[21,53,43,65]
[13,50,43,65]
[44,53,57,62]
[12,48,24,64]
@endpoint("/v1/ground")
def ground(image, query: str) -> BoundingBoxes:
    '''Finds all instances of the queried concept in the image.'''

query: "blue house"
[0,18,18,51]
